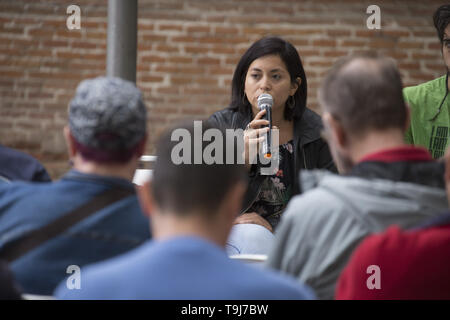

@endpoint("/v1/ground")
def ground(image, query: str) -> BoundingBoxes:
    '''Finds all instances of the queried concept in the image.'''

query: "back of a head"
[152,120,247,218]
[69,76,147,163]
[318,52,407,137]
[434,4,450,43]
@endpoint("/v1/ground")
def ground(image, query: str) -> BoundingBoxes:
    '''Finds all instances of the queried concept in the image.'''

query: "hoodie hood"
[300,169,448,231]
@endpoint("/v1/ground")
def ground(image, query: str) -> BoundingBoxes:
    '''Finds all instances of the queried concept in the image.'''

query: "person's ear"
[63,126,77,159]
[290,77,301,96]
[322,112,347,150]
[136,180,155,218]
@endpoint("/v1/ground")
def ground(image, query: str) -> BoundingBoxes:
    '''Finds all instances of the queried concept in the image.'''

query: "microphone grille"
[257,93,273,109]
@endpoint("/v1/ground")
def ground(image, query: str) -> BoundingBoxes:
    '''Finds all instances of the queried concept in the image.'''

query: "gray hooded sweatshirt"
[266,170,448,300]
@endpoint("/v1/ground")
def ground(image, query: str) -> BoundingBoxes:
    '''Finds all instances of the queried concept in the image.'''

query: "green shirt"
[403,75,450,159]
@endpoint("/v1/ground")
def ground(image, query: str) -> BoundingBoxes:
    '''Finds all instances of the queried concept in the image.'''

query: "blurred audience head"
[66,76,147,164]
[318,52,408,172]
[137,120,247,245]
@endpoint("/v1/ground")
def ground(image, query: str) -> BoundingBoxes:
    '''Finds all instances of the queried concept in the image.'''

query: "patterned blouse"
[247,140,295,230]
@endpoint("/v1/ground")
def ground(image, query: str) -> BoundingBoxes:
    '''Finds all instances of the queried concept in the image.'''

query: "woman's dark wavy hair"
[433,4,450,43]
[229,36,307,121]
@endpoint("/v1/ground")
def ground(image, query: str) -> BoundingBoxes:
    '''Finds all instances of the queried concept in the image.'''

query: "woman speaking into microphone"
[208,36,336,254]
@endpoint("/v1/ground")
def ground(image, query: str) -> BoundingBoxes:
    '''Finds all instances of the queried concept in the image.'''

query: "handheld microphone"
[257,93,273,159]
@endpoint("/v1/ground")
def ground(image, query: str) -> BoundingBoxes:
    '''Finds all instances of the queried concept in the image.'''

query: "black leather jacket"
[208,107,337,214]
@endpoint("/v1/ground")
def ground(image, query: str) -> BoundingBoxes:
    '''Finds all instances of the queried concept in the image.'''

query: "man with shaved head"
[266,52,449,299]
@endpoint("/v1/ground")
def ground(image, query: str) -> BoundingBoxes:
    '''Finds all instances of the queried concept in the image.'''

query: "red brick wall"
[0,0,448,179]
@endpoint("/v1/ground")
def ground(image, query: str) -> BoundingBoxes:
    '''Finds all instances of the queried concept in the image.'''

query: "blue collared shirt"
[0,169,151,295]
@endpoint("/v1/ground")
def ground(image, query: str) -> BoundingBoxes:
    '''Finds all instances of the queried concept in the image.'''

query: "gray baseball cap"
[69,77,147,151]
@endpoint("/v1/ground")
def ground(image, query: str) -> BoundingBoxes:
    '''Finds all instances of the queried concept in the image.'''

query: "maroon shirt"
[336,222,450,299]
[358,145,433,163]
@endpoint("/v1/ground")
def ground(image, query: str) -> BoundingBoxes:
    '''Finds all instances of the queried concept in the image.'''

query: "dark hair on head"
[229,36,307,121]
[318,51,407,136]
[152,120,247,217]
[433,4,450,43]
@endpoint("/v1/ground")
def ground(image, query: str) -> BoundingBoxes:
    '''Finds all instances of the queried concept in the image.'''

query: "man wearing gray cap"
[0,77,151,296]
